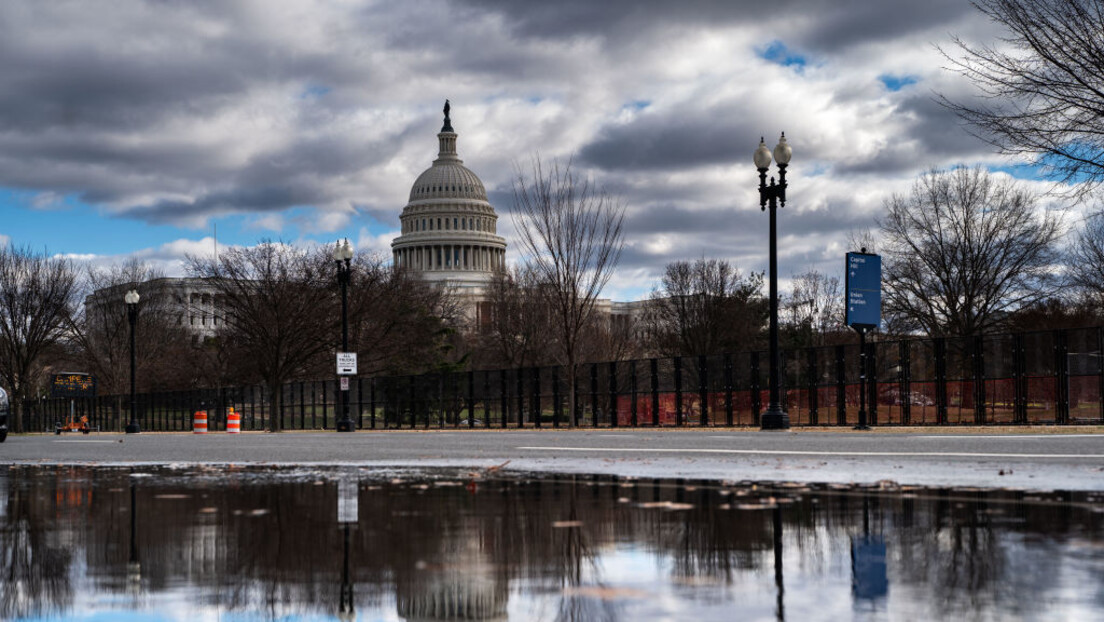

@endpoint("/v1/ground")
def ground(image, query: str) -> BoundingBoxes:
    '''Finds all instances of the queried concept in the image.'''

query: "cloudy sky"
[0,0,1064,300]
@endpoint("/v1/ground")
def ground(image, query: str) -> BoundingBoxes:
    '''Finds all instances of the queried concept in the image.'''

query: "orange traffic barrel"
[227,408,241,434]
[193,411,208,434]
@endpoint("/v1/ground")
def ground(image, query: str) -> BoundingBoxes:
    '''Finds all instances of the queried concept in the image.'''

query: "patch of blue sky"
[803,163,829,177]
[299,84,331,99]
[990,162,1053,182]
[756,41,807,69]
[0,191,187,255]
[18,611,172,622]
[626,100,650,111]
[878,74,918,92]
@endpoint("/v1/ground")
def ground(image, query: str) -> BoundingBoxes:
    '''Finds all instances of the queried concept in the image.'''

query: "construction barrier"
[227,408,240,434]
[193,411,208,434]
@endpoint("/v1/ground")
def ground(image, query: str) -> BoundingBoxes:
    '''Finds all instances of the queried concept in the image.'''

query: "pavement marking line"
[915,435,1103,439]
[516,446,1104,459]
[54,440,117,443]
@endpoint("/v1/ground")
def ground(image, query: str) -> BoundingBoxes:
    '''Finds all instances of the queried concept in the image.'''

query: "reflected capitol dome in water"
[391,100,508,295]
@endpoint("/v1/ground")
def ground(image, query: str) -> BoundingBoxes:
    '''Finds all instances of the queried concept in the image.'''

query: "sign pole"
[846,249,881,431]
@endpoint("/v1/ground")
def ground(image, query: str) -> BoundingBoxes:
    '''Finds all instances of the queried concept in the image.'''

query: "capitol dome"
[391,101,507,288]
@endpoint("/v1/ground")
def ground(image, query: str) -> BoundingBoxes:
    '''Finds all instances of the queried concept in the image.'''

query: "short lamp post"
[755,133,792,430]
[124,289,141,434]
[334,238,356,433]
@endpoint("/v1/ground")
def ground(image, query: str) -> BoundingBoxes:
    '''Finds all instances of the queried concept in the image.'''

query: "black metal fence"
[22,326,1104,432]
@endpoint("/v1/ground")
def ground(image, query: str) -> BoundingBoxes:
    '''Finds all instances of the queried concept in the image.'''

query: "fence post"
[866,340,878,426]
[974,335,986,424]
[1013,333,1027,423]
[609,361,618,428]
[674,356,684,427]
[935,337,948,425]
[573,366,581,427]
[553,367,561,428]
[807,348,818,426]
[698,355,708,426]
[369,377,376,429]
[899,340,911,425]
[650,358,659,426]
[590,363,599,427]
[533,367,542,429]
[467,370,475,429]
[724,353,734,426]
[1098,327,1104,423]
[630,360,638,427]
[500,369,508,429]
[835,345,846,425]
[751,351,762,426]
[516,369,525,429]
[1056,329,1070,424]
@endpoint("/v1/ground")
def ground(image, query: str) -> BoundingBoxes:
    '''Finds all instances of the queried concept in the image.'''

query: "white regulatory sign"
[336,352,357,375]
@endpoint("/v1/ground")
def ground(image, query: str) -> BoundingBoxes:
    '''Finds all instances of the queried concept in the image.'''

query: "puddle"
[1,465,1102,620]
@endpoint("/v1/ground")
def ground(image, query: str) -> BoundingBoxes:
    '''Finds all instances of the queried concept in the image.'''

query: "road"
[4,428,1103,491]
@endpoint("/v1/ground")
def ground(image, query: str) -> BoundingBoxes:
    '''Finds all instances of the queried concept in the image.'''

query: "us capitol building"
[390,101,507,291]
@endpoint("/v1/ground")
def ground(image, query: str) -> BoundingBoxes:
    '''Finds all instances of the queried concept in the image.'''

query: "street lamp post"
[334,239,356,432]
[755,133,792,430]
[124,289,141,434]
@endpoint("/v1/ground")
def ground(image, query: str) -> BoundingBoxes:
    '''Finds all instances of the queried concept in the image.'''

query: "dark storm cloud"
[457,0,972,54]
[580,108,739,171]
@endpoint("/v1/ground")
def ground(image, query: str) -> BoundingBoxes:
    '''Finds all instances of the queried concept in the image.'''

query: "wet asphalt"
[4,427,1103,491]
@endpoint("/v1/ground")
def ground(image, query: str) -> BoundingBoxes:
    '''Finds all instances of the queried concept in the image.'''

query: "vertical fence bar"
[590,363,599,427]
[807,348,818,426]
[1098,327,1104,423]
[630,360,638,428]
[900,340,911,425]
[609,361,619,428]
[698,355,708,426]
[532,367,542,429]
[470,369,479,428]
[835,345,846,426]
[1056,329,1070,424]
[516,369,525,429]
[323,380,330,430]
[356,378,363,429]
[724,354,734,426]
[370,377,377,429]
[482,371,491,428]
[751,352,762,426]
[1013,333,1027,424]
[650,358,659,427]
[934,337,948,425]
[674,356,683,427]
[500,369,508,429]
[974,335,986,424]
[552,367,561,428]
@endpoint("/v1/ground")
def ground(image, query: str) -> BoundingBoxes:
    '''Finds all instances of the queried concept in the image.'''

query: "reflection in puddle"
[0,466,1101,621]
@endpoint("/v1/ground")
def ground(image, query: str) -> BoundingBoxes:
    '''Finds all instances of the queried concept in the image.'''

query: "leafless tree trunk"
[646,259,765,357]
[0,245,78,432]
[511,157,625,425]
[879,166,1063,337]
[186,241,335,432]
[941,0,1104,195]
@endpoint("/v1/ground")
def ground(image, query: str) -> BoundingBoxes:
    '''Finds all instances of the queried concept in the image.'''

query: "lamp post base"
[336,420,355,433]
[125,422,141,434]
[759,407,790,430]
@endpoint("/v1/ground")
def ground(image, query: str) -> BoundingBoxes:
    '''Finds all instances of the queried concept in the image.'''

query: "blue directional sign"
[846,252,881,328]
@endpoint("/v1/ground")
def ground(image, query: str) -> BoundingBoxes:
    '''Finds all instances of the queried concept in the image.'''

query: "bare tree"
[346,256,463,377]
[879,166,1063,337]
[783,269,845,347]
[1068,210,1104,306]
[942,0,1104,195]
[186,241,335,432]
[511,157,625,424]
[473,266,555,369]
[0,245,79,431]
[71,259,196,396]
[646,259,766,357]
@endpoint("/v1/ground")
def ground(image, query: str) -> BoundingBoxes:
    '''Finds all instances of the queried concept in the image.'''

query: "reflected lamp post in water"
[338,471,358,616]
[755,134,792,430]
[124,289,141,434]
[334,239,355,432]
